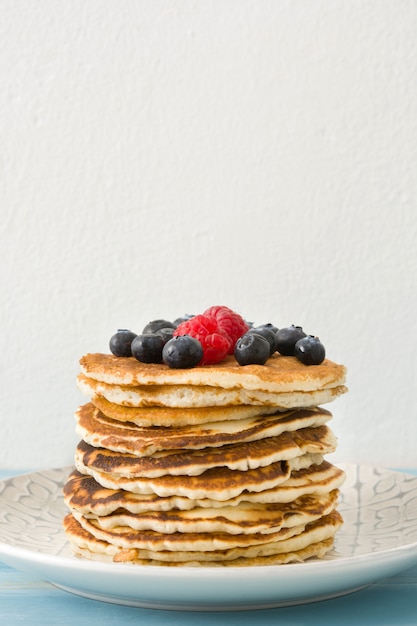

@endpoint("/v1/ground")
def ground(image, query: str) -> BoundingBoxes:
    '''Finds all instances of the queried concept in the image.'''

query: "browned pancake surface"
[91,395,279,426]
[63,462,346,515]
[76,403,333,456]
[75,456,294,499]
[63,510,343,564]
[74,424,337,477]
[71,490,340,535]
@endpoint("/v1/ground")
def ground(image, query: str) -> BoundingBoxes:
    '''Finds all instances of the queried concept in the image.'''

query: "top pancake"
[80,353,346,393]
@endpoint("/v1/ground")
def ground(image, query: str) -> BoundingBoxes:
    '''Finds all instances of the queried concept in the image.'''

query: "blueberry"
[162,335,203,369]
[142,319,176,334]
[131,334,165,363]
[261,322,279,334]
[109,329,137,357]
[294,335,326,365]
[234,333,270,366]
[173,314,195,327]
[275,325,307,356]
[247,326,277,356]
[155,327,174,344]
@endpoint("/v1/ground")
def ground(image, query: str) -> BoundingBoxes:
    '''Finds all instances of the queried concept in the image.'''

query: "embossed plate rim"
[0,464,417,611]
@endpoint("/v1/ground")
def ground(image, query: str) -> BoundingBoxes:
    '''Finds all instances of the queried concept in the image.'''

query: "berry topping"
[142,319,176,334]
[108,308,328,369]
[131,333,165,364]
[173,314,195,327]
[275,325,307,356]
[155,327,174,344]
[162,335,204,369]
[109,329,137,357]
[203,306,249,354]
[234,332,270,366]
[262,323,279,334]
[294,335,326,365]
[173,314,231,365]
[247,325,278,356]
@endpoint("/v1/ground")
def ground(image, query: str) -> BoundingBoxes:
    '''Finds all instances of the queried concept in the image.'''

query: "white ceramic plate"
[1,464,417,611]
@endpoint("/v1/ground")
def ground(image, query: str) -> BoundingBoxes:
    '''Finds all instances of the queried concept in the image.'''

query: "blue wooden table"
[1,469,417,625]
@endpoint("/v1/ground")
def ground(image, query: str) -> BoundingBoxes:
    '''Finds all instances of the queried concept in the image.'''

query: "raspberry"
[173,314,231,365]
[203,306,249,354]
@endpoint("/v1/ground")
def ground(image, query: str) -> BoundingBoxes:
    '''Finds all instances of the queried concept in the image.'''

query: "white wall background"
[1,0,416,470]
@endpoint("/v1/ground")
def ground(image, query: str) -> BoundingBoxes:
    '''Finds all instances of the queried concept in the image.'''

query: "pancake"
[72,512,310,551]
[78,373,347,409]
[71,507,330,554]
[80,353,346,393]
[75,403,333,455]
[64,462,346,515]
[71,537,336,566]
[75,490,339,536]
[63,510,342,565]
[91,395,281,427]
[74,452,324,499]
[74,425,337,477]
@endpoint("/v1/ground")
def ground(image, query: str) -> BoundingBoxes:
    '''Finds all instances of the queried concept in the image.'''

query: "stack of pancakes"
[63,352,347,566]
